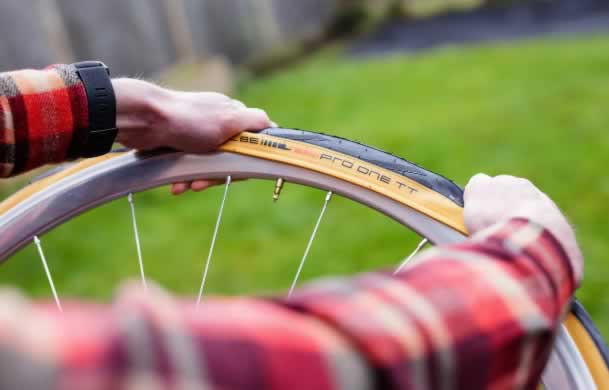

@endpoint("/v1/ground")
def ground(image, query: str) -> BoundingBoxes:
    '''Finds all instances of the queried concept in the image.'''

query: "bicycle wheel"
[0,128,605,389]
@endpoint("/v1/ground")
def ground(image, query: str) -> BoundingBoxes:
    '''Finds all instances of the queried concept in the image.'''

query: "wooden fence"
[1,0,342,75]
[0,0,488,75]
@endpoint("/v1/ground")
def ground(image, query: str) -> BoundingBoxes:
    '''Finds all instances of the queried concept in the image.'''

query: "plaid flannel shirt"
[0,65,87,177]
[0,68,577,389]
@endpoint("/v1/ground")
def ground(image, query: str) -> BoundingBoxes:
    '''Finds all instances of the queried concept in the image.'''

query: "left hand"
[112,78,275,194]
[464,174,583,283]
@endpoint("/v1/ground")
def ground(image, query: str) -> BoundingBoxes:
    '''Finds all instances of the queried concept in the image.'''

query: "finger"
[237,108,273,131]
[194,178,246,190]
[495,175,543,199]
[231,99,247,110]
[191,179,218,192]
[171,182,191,195]
[494,174,529,187]
[464,173,491,203]
[466,173,491,188]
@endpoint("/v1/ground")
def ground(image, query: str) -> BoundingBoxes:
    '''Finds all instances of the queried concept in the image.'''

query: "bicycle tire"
[0,127,606,389]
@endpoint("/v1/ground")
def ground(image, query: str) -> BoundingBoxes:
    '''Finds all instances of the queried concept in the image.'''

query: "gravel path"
[350,0,609,56]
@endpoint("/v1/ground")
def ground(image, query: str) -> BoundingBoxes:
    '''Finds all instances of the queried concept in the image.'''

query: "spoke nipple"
[128,193,134,203]
[325,191,333,202]
[273,178,285,202]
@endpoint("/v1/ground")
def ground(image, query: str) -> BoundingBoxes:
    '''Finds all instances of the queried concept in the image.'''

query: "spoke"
[196,176,231,307]
[128,193,147,290]
[288,191,333,298]
[33,236,62,312]
[394,238,429,275]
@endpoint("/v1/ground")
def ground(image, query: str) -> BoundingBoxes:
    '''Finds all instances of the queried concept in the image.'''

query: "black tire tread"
[263,128,464,206]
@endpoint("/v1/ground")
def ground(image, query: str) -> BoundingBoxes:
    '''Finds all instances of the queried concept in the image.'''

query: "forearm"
[0,219,576,389]
[0,285,373,390]
[286,218,576,389]
[0,64,271,179]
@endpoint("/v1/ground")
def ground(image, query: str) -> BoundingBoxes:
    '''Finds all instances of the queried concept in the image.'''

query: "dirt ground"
[350,0,609,56]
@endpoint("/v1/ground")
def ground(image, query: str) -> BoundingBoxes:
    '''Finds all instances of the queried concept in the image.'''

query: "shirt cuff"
[0,65,88,177]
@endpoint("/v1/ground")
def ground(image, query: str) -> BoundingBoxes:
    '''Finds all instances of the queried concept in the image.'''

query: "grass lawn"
[1,35,608,336]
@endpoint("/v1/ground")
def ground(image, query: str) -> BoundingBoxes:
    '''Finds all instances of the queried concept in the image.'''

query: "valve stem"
[273,178,285,202]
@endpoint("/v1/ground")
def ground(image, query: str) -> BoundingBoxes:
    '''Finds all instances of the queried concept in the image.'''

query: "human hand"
[464,174,583,282]
[112,78,274,194]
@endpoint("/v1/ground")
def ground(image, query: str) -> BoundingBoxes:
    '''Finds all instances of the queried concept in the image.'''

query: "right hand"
[112,78,275,194]
[464,174,583,283]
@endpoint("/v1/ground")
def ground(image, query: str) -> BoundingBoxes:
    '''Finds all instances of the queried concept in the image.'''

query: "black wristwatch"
[73,61,118,158]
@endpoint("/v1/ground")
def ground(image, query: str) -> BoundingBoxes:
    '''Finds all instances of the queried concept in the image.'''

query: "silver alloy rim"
[0,150,594,388]
[0,150,464,260]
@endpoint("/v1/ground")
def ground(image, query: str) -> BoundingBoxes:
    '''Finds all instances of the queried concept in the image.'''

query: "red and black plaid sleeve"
[286,218,576,389]
[0,65,88,177]
[0,221,576,390]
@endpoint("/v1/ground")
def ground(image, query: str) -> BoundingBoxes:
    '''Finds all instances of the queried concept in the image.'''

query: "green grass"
[1,35,608,337]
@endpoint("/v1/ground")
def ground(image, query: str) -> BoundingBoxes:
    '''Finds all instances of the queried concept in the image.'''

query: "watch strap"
[73,61,118,158]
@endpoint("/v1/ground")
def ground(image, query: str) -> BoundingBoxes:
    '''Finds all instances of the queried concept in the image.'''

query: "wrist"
[510,210,583,284]
[113,78,173,148]
[489,216,583,285]
[545,221,583,285]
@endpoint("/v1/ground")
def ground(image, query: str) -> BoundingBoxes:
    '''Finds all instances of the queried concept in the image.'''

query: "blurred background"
[1,0,608,338]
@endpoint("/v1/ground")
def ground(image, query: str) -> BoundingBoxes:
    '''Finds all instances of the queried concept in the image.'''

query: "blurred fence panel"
[164,0,196,60]
[272,0,339,43]
[0,0,519,75]
[182,0,213,58]
[0,0,340,74]
[55,0,176,75]
[201,0,267,63]
[0,0,64,70]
